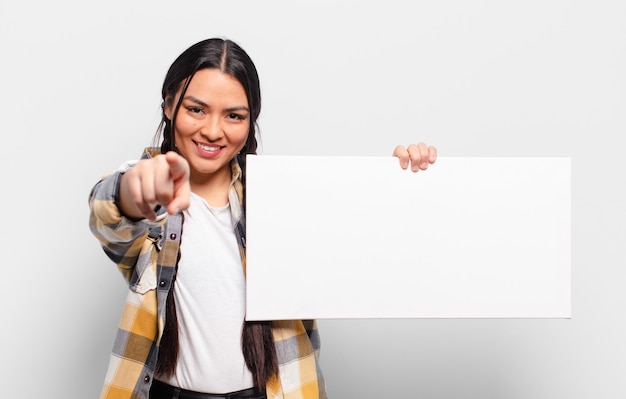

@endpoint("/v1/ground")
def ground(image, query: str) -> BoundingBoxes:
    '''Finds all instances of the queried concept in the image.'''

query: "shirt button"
[159,280,167,287]
[143,375,150,383]
[169,233,177,240]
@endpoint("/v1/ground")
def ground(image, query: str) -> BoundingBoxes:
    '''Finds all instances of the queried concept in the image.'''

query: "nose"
[200,116,224,141]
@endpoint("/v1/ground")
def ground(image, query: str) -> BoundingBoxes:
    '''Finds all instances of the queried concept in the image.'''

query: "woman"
[89,38,437,399]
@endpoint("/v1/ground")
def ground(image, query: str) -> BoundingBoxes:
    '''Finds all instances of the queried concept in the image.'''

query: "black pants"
[149,379,267,399]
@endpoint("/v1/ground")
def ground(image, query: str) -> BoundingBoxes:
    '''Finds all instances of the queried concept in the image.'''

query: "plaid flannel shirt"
[89,148,327,399]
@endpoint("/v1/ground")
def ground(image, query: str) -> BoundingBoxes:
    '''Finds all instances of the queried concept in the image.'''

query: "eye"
[187,106,203,114]
[227,113,246,121]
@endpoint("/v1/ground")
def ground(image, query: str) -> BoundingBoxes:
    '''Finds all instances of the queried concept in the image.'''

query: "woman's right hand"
[119,151,191,221]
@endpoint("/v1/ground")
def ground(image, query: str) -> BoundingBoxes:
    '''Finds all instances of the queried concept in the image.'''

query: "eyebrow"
[183,95,249,113]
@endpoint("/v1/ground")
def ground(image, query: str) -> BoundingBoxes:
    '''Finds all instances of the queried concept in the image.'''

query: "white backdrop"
[1,1,624,398]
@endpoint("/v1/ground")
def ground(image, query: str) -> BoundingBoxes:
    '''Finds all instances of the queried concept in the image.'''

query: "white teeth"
[198,143,220,151]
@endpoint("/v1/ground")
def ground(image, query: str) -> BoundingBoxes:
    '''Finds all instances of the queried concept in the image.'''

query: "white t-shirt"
[157,192,254,393]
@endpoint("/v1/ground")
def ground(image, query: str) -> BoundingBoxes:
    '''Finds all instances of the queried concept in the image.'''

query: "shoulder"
[141,147,162,159]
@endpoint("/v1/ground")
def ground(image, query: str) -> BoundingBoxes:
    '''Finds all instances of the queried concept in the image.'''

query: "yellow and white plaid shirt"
[89,149,327,399]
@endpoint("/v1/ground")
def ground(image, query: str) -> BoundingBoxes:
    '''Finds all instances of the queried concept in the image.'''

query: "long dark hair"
[154,38,277,391]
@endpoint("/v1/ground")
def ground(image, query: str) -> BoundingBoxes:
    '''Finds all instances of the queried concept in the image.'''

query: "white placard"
[245,156,571,320]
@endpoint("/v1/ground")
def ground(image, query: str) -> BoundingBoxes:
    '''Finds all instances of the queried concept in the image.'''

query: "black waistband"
[150,379,266,399]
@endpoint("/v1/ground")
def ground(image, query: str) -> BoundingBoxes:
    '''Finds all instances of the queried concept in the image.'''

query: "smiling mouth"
[196,142,223,151]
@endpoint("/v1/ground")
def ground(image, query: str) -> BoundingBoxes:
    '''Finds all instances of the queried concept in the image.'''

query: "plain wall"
[1,1,624,398]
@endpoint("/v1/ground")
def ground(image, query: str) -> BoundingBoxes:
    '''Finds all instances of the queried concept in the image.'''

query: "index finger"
[393,145,410,169]
[164,151,190,180]
[163,151,190,214]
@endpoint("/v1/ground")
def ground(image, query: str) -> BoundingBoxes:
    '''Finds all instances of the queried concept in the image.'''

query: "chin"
[192,162,230,176]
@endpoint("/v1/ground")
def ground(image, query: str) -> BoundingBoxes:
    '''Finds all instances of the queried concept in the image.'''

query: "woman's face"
[165,68,250,182]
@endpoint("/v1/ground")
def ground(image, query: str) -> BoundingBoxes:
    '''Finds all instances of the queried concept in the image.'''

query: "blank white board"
[245,156,571,320]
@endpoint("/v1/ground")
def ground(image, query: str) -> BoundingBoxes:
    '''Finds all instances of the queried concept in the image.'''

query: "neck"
[189,165,232,207]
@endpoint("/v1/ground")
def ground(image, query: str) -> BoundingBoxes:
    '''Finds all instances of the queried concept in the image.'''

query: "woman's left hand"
[393,143,437,172]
